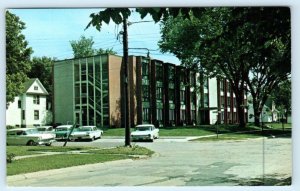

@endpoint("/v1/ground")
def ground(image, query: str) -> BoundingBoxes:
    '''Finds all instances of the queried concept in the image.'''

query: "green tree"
[87,8,291,128]
[96,48,117,55]
[70,35,117,58]
[158,8,290,127]
[27,57,54,110]
[271,79,291,121]
[70,36,95,58]
[6,11,33,106]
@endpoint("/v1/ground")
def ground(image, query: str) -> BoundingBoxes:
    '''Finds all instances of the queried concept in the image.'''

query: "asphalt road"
[7,137,291,186]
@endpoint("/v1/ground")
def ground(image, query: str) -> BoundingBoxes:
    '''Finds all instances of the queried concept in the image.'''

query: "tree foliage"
[6,11,33,105]
[70,35,117,58]
[158,7,291,127]
[70,36,95,58]
[271,79,291,116]
[27,57,54,109]
[87,8,291,128]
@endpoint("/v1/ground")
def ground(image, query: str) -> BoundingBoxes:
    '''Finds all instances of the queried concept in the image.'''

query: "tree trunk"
[254,110,261,127]
[236,91,246,128]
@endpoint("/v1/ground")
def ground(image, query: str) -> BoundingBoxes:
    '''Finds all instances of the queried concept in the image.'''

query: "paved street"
[7,137,291,186]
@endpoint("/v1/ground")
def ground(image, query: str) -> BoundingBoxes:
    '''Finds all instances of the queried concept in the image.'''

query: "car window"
[136,126,151,131]
[56,128,69,131]
[7,131,16,136]
[79,128,92,132]
[16,131,25,135]
[26,129,39,134]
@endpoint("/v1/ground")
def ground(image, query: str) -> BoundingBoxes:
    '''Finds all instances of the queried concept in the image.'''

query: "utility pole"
[123,17,131,146]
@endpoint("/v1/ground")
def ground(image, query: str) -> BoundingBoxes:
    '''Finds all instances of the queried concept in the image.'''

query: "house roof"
[23,78,37,92]
[23,78,49,95]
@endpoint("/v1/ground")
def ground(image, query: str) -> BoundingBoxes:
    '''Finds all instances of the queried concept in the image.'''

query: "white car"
[70,126,103,141]
[7,128,56,146]
[131,124,159,142]
[37,126,56,139]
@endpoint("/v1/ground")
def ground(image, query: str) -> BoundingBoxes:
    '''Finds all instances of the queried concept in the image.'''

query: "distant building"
[248,99,279,123]
[53,54,123,127]
[6,78,51,127]
[53,54,248,128]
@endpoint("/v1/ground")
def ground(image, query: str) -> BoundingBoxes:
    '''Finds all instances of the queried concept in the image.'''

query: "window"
[156,65,163,81]
[221,96,225,108]
[227,97,231,107]
[18,100,21,108]
[142,62,149,76]
[204,78,208,89]
[33,95,40,104]
[169,89,175,102]
[22,110,25,120]
[156,109,163,121]
[227,82,231,93]
[220,80,224,92]
[34,86,38,90]
[204,93,209,107]
[180,90,185,102]
[169,68,175,80]
[143,108,149,121]
[34,110,39,120]
[169,109,175,121]
[156,87,163,100]
[180,109,186,121]
[142,85,149,101]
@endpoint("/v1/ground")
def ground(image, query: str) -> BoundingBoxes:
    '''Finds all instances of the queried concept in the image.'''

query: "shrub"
[7,153,16,163]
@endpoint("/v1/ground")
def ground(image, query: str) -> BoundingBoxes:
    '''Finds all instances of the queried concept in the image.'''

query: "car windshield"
[55,127,69,131]
[79,128,92,132]
[37,128,46,131]
[25,129,39,134]
[136,126,152,131]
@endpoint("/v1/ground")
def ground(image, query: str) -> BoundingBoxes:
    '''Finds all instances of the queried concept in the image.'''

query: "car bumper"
[70,135,92,140]
[37,139,56,145]
[131,135,152,141]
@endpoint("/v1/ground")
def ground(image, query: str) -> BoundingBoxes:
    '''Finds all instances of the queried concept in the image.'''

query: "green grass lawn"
[7,145,154,176]
[158,127,215,136]
[102,128,135,136]
[7,146,96,156]
[103,126,221,137]
[101,123,292,138]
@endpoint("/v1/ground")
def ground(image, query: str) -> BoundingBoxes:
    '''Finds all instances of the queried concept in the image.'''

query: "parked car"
[69,126,103,141]
[7,128,56,146]
[131,124,159,142]
[54,125,74,140]
[37,126,56,138]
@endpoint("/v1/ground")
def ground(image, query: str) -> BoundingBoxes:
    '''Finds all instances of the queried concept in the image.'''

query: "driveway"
[7,137,291,186]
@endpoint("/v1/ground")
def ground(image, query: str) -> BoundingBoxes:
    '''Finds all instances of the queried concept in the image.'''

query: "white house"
[247,100,278,123]
[6,78,52,128]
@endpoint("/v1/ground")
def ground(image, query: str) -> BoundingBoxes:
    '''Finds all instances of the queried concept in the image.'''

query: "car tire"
[26,140,35,146]
[45,143,52,146]
[91,136,95,141]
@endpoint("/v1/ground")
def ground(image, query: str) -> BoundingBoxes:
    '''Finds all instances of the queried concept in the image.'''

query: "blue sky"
[9,8,181,64]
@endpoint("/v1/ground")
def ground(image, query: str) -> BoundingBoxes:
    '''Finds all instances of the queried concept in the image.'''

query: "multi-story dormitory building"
[53,54,247,128]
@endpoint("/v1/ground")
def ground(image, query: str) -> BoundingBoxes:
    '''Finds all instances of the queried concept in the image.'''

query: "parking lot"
[8,137,291,186]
